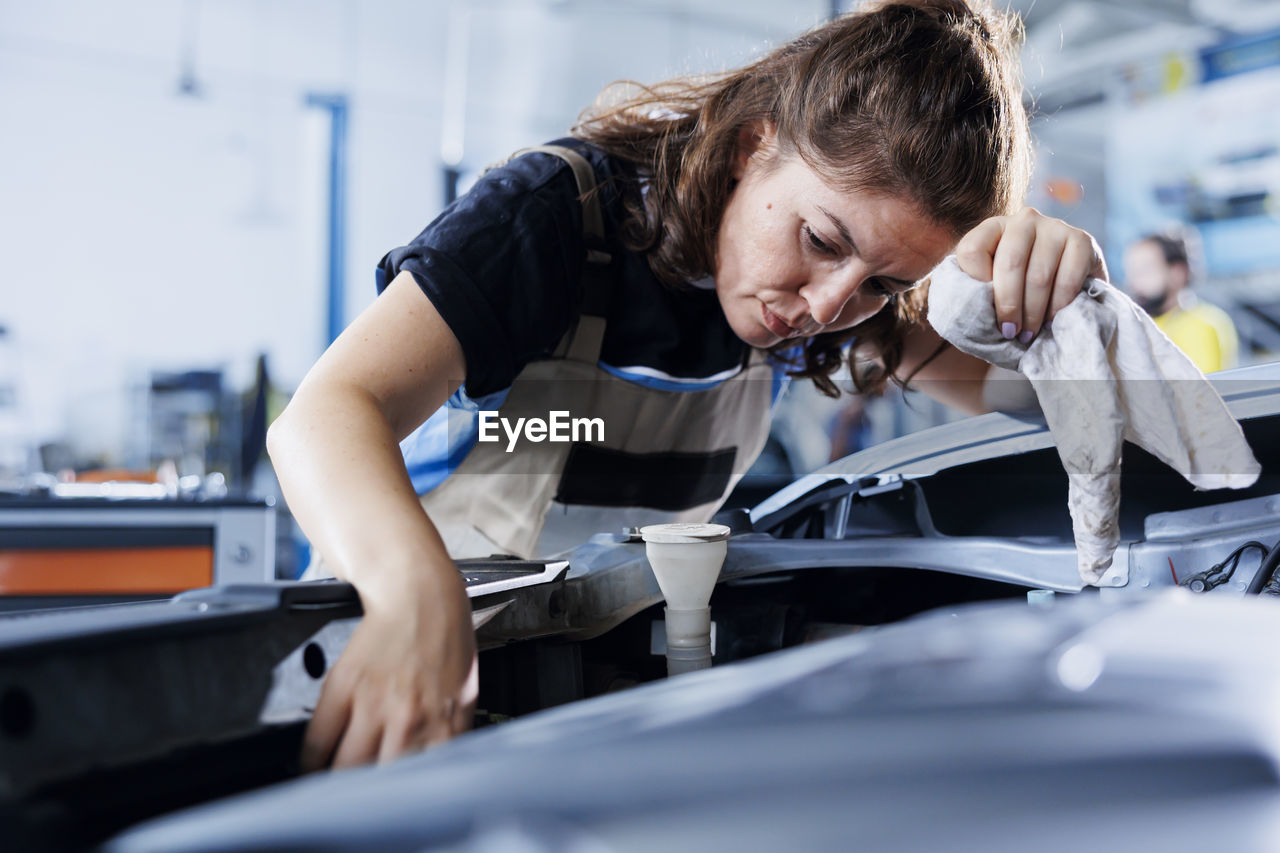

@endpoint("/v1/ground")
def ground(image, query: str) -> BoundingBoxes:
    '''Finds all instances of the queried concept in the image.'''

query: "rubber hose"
[1246,542,1280,595]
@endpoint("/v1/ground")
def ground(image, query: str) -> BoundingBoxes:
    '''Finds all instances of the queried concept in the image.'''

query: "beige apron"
[421,145,775,559]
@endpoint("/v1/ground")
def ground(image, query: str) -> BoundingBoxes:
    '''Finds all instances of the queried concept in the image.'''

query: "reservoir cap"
[639,523,731,544]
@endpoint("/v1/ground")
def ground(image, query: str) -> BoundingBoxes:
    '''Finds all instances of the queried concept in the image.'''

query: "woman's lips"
[761,302,804,339]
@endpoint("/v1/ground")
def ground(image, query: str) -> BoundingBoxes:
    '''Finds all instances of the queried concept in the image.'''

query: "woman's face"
[715,125,956,348]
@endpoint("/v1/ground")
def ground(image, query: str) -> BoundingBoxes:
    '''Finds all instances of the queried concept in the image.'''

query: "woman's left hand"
[954,207,1107,344]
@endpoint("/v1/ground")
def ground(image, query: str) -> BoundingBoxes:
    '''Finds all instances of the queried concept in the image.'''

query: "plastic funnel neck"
[664,606,712,674]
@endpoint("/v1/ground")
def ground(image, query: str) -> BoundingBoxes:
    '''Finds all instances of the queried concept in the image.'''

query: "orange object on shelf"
[0,547,213,594]
[73,469,160,484]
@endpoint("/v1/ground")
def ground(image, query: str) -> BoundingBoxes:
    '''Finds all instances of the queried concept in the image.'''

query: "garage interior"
[5,1,1280,850]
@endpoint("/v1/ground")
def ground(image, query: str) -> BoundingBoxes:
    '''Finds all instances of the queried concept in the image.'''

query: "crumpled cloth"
[926,255,1260,585]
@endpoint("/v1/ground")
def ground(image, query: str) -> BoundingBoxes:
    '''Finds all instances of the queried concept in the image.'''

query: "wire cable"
[1246,540,1280,595]
[1183,541,1269,593]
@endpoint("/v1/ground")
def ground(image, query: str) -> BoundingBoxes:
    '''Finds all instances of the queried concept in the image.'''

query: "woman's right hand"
[267,269,479,770]
[300,568,478,770]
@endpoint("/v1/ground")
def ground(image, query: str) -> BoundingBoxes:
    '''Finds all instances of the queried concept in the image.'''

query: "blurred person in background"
[1123,229,1238,373]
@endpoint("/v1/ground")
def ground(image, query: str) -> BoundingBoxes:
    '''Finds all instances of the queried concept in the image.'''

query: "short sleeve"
[377,150,590,397]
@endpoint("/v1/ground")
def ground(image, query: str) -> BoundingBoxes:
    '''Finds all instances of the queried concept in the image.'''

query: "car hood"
[753,361,1280,526]
[106,591,1280,853]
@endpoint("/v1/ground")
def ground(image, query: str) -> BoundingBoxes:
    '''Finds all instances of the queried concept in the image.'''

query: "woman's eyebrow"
[816,205,855,252]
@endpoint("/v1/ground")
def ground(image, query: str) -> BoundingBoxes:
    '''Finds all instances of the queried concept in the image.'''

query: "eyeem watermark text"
[478,410,605,452]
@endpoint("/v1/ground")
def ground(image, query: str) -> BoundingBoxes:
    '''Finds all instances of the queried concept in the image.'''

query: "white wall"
[1,0,826,465]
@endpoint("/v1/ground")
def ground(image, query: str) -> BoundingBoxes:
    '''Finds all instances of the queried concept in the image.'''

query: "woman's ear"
[732,119,779,180]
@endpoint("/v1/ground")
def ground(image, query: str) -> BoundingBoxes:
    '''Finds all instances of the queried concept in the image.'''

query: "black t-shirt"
[376,139,750,398]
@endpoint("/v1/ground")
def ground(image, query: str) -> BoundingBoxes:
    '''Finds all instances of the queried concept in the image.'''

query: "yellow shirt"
[1154,301,1239,374]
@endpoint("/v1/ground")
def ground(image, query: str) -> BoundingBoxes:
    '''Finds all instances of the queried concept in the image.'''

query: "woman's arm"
[894,321,993,416]
[267,270,477,769]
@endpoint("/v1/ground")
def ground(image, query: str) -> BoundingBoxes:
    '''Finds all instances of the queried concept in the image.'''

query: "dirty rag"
[926,255,1260,585]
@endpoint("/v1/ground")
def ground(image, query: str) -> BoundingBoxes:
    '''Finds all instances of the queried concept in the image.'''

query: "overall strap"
[504,145,614,364]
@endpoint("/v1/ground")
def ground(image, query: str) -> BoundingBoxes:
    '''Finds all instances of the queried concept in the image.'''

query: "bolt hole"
[1,687,35,739]
[303,643,327,679]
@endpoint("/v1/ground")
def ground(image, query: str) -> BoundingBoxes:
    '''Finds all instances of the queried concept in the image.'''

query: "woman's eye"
[866,278,892,298]
[804,226,836,255]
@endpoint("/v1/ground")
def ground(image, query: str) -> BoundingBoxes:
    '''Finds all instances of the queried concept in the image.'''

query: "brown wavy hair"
[573,0,1032,395]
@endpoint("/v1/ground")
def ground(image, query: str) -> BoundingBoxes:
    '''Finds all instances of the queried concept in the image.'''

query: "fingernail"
[1001,321,1017,340]
[1018,329,1034,344]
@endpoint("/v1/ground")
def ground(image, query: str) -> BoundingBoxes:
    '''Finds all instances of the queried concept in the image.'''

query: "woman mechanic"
[267,0,1107,770]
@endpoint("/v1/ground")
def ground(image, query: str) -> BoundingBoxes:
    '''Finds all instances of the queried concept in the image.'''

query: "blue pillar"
[305,93,349,347]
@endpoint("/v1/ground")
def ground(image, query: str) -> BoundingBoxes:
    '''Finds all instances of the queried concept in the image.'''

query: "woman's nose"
[801,268,862,326]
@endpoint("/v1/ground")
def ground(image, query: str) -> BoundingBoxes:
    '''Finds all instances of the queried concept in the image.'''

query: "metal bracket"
[1095,548,1130,588]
